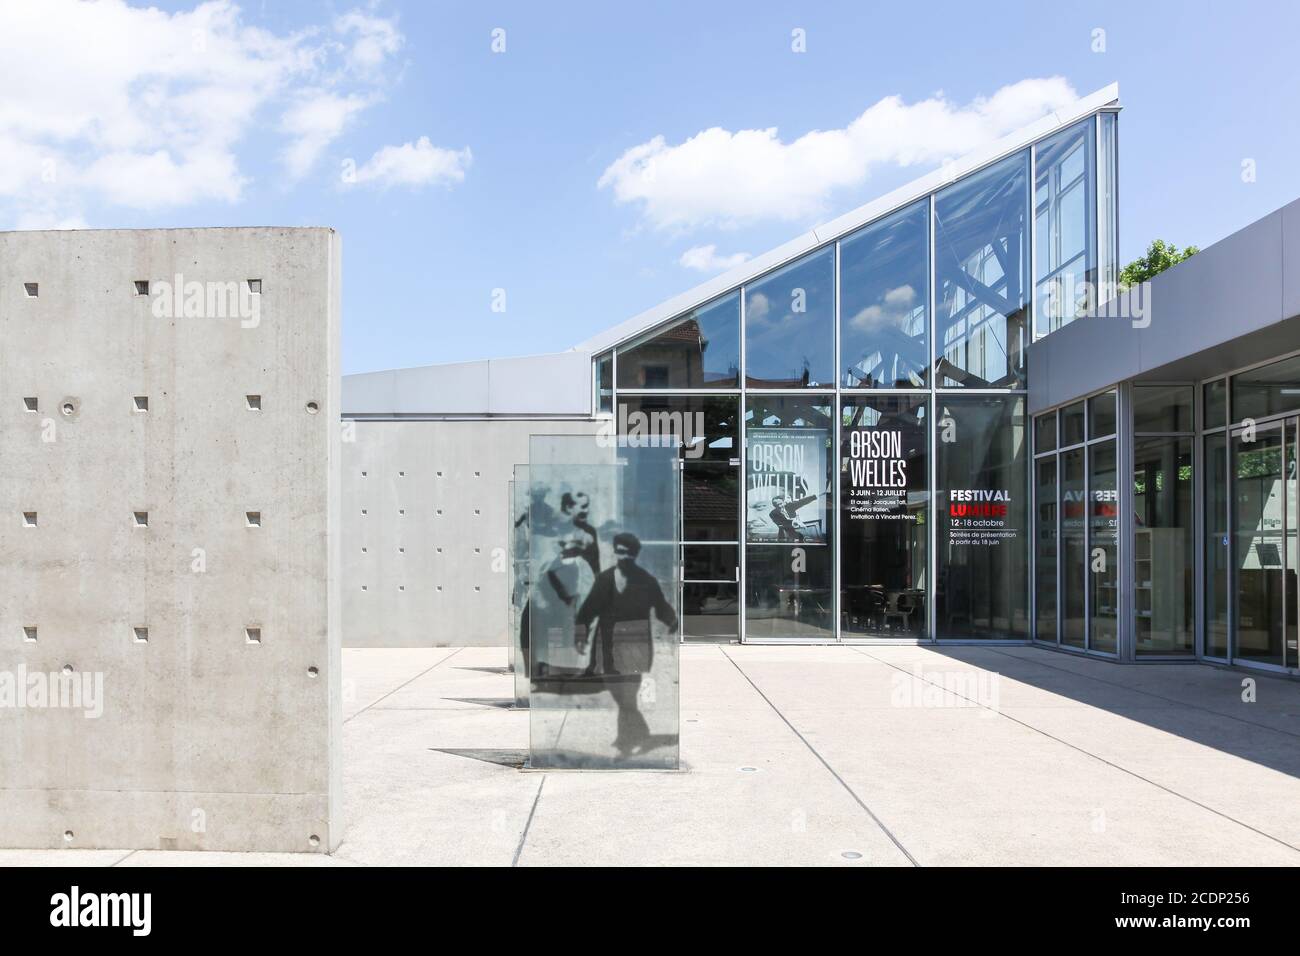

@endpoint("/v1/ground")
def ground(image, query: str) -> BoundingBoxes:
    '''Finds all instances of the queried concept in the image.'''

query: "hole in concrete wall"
[133,626,149,643]
[435,509,443,516]
[398,585,405,591]
[23,626,37,643]
[24,282,38,297]
[361,470,367,477]
[246,394,261,411]
[436,471,443,477]
[62,830,73,842]
[436,586,443,592]
[246,279,261,294]
[23,397,37,412]
[308,834,320,848]
[133,396,149,412]
[307,667,319,679]
[361,509,368,516]
[134,280,150,296]
[61,664,73,675]
[474,586,481,592]
[361,546,368,553]
[398,547,405,553]
[474,471,481,477]
[245,511,261,527]
[361,584,367,591]
[133,511,149,527]
[399,470,406,477]
[473,547,480,554]
[22,512,37,528]
[60,400,76,416]
[306,401,319,414]
[436,547,443,553]
[245,627,261,644]
[398,509,405,516]
[474,509,481,516]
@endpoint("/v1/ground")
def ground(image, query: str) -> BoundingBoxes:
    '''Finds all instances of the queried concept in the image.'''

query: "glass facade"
[934,151,1029,388]
[595,110,1122,645]
[840,200,929,388]
[1034,119,1096,337]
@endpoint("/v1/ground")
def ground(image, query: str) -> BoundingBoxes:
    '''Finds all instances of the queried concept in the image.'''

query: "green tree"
[1119,239,1199,288]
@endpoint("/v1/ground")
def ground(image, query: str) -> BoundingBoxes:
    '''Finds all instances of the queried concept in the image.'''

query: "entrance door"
[1230,419,1297,667]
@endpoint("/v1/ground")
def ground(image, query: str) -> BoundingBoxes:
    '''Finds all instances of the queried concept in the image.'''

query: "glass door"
[1230,421,1290,667]
[1288,418,1298,669]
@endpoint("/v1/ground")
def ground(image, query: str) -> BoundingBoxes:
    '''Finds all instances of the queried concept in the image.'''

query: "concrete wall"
[0,227,341,852]
[342,418,600,647]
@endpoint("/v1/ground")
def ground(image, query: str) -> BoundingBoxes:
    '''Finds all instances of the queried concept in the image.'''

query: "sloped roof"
[575,82,1120,356]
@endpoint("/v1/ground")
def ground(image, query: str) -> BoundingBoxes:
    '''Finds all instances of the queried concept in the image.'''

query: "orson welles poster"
[746,427,828,544]
[845,427,912,522]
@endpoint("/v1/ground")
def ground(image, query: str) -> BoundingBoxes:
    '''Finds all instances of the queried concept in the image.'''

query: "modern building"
[342,81,1298,677]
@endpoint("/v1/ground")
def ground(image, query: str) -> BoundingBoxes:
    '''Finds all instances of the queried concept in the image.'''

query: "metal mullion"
[738,283,747,644]
[833,239,843,641]
[928,191,938,642]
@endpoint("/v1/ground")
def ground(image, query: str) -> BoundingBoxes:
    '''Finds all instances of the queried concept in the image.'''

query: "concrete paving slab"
[3,644,1297,866]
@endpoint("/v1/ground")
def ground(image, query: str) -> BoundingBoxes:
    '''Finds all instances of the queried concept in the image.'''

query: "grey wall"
[342,418,600,647]
[1028,197,1300,412]
[343,350,593,418]
[0,227,341,852]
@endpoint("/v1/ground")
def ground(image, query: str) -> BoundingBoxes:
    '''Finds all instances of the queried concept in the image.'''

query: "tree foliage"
[1119,239,1199,288]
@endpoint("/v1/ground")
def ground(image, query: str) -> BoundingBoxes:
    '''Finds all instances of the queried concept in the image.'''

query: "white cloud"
[679,244,751,273]
[598,78,1078,231]
[349,137,472,189]
[281,91,373,180]
[0,0,457,225]
[336,10,403,75]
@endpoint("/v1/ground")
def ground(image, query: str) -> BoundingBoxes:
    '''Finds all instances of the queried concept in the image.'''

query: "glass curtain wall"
[1132,385,1194,655]
[1032,390,1118,654]
[601,112,1116,642]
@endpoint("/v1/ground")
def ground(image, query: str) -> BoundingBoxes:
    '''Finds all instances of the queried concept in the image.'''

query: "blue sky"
[2,1,1298,374]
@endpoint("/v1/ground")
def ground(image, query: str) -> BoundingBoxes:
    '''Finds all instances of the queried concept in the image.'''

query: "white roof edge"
[574,81,1120,355]
[343,348,592,382]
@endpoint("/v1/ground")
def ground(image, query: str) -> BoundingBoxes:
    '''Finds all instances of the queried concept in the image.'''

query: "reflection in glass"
[1088,441,1118,653]
[935,395,1028,638]
[934,151,1029,388]
[1089,391,1116,438]
[1231,354,1300,423]
[1133,384,1193,434]
[682,583,739,642]
[1035,119,1096,336]
[596,353,613,414]
[616,395,740,542]
[1061,401,1085,446]
[528,435,680,769]
[840,200,929,387]
[1035,413,1056,454]
[744,248,835,388]
[1061,447,1086,648]
[616,293,740,389]
[1204,379,1227,431]
[509,470,531,707]
[1035,457,1058,643]
[1232,427,1285,667]
[840,395,928,637]
[1205,434,1230,658]
[1133,437,1193,654]
[744,395,835,638]
[1098,113,1119,304]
